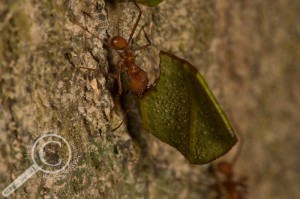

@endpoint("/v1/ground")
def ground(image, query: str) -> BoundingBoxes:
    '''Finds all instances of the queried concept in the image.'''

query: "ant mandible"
[73,2,152,99]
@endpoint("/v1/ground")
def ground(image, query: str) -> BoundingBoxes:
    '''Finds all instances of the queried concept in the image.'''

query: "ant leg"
[67,52,101,73]
[132,27,152,52]
[110,104,136,132]
[72,57,117,78]
[116,61,123,96]
[78,66,118,79]
[127,3,142,45]
[78,66,98,71]
[70,17,109,46]
[67,53,118,79]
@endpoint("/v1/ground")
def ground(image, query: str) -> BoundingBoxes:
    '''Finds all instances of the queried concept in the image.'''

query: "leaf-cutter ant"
[72,2,152,100]
[70,2,238,162]
[214,129,247,199]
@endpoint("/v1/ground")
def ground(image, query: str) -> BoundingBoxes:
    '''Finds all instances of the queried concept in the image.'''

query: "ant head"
[111,36,128,50]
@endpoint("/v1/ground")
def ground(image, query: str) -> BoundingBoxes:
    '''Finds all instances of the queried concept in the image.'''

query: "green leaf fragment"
[139,51,237,164]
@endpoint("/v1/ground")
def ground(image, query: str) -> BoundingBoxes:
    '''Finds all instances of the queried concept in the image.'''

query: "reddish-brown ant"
[72,2,152,99]
[214,130,247,199]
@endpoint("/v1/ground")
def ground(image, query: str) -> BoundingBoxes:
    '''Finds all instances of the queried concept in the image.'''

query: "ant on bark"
[72,2,152,100]
[214,130,247,199]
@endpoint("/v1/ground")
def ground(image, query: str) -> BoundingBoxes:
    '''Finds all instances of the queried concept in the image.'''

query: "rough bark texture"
[0,0,299,199]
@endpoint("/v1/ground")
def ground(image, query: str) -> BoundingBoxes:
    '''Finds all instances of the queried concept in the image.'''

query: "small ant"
[72,2,152,99]
[214,129,247,199]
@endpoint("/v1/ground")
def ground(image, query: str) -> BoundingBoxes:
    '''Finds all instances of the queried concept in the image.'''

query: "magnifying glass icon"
[2,134,72,197]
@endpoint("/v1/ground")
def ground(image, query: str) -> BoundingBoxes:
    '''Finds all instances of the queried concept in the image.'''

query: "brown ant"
[214,128,247,199]
[72,2,152,99]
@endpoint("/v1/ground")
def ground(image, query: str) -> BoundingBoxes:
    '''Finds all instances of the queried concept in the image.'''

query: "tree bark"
[0,0,299,199]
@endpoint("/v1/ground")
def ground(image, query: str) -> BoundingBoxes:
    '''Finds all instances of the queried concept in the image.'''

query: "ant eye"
[111,36,127,50]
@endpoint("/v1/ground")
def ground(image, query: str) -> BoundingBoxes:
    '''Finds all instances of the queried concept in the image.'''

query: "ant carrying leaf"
[71,2,237,164]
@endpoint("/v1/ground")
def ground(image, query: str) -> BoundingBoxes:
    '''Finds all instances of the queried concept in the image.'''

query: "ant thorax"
[127,64,141,77]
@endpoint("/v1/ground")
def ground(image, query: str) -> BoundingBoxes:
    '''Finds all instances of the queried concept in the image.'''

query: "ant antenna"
[132,26,152,52]
[127,3,142,46]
